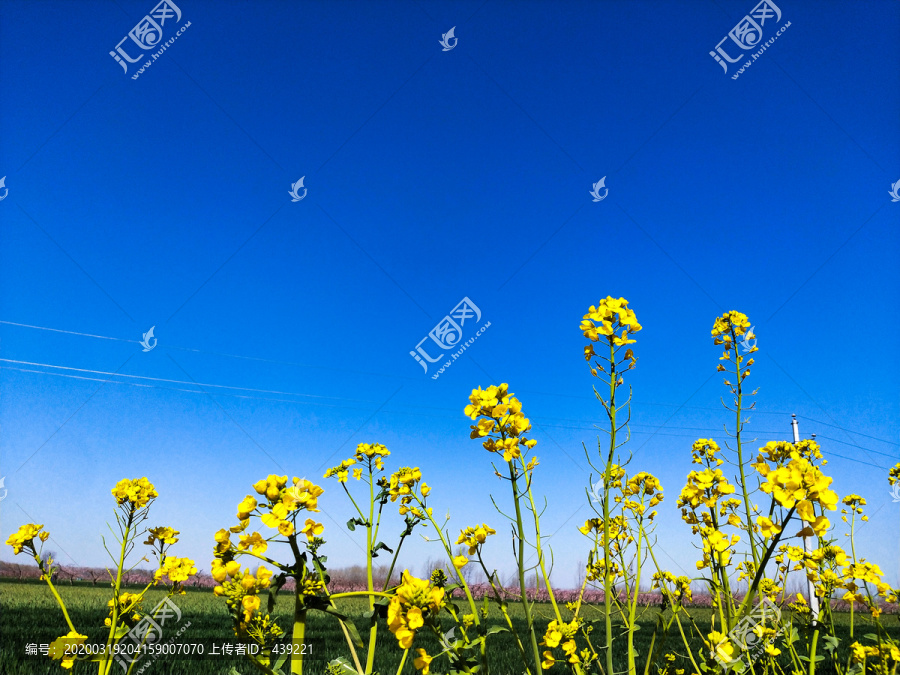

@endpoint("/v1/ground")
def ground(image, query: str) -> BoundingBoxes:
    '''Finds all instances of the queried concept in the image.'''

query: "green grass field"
[1,580,896,674]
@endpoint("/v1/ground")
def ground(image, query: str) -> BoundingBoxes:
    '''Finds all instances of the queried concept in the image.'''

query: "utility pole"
[792,414,820,623]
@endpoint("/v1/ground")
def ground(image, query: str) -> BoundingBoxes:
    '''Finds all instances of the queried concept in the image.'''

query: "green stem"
[33,553,77,633]
[331,591,393,600]
[603,339,617,675]
[365,467,377,675]
[510,462,542,675]
[808,628,819,675]
[524,481,562,622]
[395,648,409,675]
[627,519,643,675]
[292,603,306,675]
[101,508,134,675]
[732,332,759,576]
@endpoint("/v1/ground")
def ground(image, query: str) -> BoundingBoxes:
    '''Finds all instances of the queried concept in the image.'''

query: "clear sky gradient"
[1,0,898,586]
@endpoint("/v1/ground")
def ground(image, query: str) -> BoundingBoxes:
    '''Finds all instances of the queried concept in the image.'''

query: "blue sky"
[1,0,898,587]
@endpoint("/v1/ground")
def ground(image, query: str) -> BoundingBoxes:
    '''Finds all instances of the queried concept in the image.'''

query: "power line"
[0,319,414,382]
[796,415,899,447]
[2,365,890,472]
[2,320,896,462]
[0,365,377,412]
[0,358,376,404]
[0,320,138,343]
[809,434,899,461]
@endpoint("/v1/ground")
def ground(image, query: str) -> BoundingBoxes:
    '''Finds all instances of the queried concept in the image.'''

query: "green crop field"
[1,580,895,674]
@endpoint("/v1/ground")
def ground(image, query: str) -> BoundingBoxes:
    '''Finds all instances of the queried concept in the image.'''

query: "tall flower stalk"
[581,296,642,675]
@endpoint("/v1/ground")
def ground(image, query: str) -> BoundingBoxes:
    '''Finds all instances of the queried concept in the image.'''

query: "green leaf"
[821,635,840,652]
[484,625,509,636]
[328,657,360,674]
[371,541,393,559]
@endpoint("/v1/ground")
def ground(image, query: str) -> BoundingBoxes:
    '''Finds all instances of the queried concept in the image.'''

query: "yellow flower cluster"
[213,564,274,624]
[775,543,894,611]
[578,516,632,554]
[386,570,444,649]
[754,439,823,466]
[457,524,496,555]
[324,458,357,483]
[841,493,869,524]
[711,311,755,383]
[300,518,324,540]
[104,592,142,628]
[756,516,781,539]
[757,457,837,536]
[691,439,723,466]
[540,619,582,669]
[324,442,392,481]
[48,631,88,670]
[678,468,736,512]
[465,384,537,463]
[843,561,892,603]
[619,472,664,518]
[5,523,49,555]
[244,612,284,652]
[580,296,642,347]
[111,477,158,509]
[144,526,179,546]
[707,630,735,663]
[889,463,900,486]
[652,571,693,605]
[696,526,740,569]
[585,558,620,583]
[849,641,900,668]
[356,442,390,463]
[227,475,324,543]
[711,311,753,349]
[387,466,431,517]
[413,649,434,674]
[153,556,197,587]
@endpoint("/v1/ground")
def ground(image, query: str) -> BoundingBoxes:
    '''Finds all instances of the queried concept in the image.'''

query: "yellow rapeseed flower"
[386,570,444,649]
[154,556,197,585]
[111,477,158,509]
[413,648,433,674]
[144,526,179,546]
[48,631,88,669]
[300,518,324,539]
[6,523,47,555]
